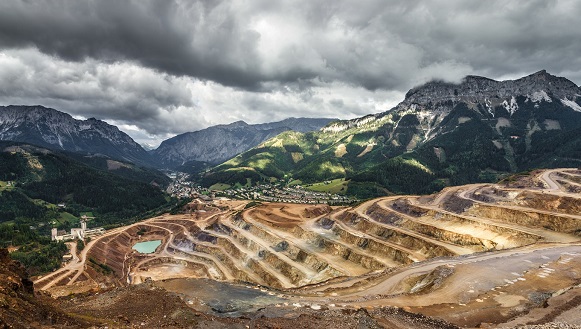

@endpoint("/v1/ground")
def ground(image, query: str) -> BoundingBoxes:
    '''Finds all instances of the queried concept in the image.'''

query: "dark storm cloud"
[0,48,197,136]
[1,0,579,92]
[1,0,581,145]
[0,1,270,89]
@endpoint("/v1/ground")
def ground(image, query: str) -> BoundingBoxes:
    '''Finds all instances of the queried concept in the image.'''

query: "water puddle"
[132,240,162,254]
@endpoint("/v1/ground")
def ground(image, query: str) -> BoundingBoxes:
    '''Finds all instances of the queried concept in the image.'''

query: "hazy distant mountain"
[203,70,581,197]
[151,117,336,168]
[0,105,153,167]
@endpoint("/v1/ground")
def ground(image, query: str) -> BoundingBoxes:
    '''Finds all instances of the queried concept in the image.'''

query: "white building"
[51,216,104,241]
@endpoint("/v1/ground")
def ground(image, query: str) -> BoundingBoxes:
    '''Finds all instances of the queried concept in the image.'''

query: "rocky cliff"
[0,249,88,328]
[0,105,153,167]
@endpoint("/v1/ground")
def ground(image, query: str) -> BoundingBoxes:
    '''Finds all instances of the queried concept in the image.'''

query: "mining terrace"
[34,168,581,328]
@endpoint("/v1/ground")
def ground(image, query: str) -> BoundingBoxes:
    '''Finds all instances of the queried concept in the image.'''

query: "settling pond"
[132,240,162,254]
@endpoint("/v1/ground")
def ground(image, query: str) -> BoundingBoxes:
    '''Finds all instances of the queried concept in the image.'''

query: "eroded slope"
[35,169,581,328]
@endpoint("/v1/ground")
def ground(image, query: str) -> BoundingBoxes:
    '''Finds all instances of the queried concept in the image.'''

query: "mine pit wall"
[390,199,429,217]
[166,247,226,280]
[469,204,581,234]
[228,218,335,274]
[261,251,307,285]
[515,191,581,214]
[160,219,201,233]
[193,238,256,283]
[400,218,495,250]
[135,257,211,278]
[245,258,285,288]
[369,200,540,247]
[192,240,236,267]
[290,225,384,270]
[279,207,302,218]
[442,194,475,214]
[89,231,134,277]
[418,209,539,247]
[233,219,281,246]
[294,249,342,275]
[320,239,386,270]
[251,209,301,225]
[207,227,311,286]
[302,205,332,218]
[226,229,264,254]
[364,204,406,225]
[557,172,581,182]
[213,222,340,286]
[339,210,455,259]
[331,225,415,264]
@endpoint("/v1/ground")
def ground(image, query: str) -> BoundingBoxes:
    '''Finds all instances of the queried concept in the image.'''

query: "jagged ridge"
[0,105,153,167]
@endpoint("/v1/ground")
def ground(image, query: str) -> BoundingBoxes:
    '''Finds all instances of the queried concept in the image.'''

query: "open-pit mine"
[34,168,581,328]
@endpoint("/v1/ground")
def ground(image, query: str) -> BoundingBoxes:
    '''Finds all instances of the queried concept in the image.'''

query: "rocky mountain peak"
[0,105,152,166]
[220,120,249,129]
[404,70,580,106]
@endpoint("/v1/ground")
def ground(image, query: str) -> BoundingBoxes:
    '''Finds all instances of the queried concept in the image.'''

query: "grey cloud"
[0,49,196,135]
[1,0,581,146]
[0,1,266,89]
[1,0,580,93]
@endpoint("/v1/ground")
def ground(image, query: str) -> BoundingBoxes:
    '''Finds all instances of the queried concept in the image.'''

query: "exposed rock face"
[0,249,87,328]
[152,117,336,167]
[403,70,580,106]
[325,70,581,134]
[0,105,153,167]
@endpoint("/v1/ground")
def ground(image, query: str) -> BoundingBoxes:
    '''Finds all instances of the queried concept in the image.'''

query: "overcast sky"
[1,0,581,146]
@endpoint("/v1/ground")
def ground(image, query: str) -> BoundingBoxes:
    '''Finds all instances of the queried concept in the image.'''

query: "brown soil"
[31,168,581,328]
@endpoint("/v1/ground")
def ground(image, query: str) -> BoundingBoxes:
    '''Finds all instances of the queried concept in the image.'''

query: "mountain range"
[151,117,336,168]
[0,105,334,170]
[0,105,152,167]
[1,70,581,197]
[202,70,581,196]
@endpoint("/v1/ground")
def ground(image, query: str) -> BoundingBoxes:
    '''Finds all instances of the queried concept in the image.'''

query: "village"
[165,173,356,205]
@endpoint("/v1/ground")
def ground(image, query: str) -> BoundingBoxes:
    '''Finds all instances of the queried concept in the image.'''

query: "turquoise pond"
[132,240,162,254]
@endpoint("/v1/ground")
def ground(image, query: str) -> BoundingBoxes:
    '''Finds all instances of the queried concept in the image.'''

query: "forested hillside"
[0,142,175,274]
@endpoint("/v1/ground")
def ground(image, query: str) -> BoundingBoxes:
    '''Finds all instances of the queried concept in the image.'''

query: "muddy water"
[156,278,286,316]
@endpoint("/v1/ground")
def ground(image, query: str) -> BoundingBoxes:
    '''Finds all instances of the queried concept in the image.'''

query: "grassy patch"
[305,178,349,194]
[0,181,14,191]
[209,183,231,191]
[291,152,304,163]
[58,212,78,222]
[32,199,56,208]
[288,179,303,186]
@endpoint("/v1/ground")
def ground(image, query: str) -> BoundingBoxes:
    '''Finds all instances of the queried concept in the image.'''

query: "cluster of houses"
[221,184,355,205]
[166,173,212,199]
[165,172,356,205]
